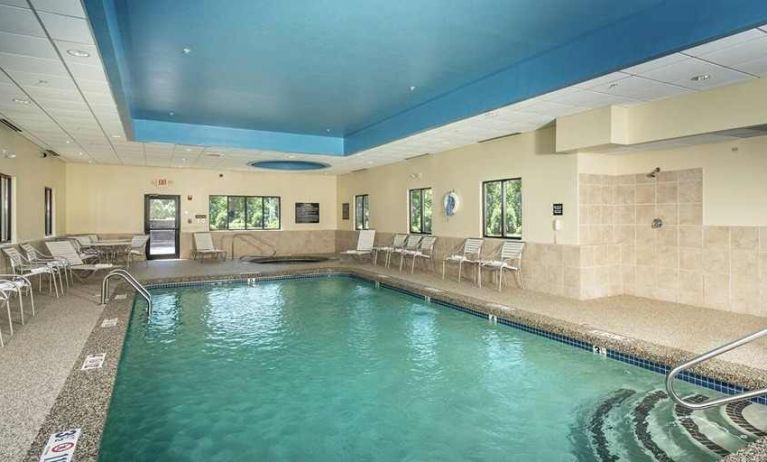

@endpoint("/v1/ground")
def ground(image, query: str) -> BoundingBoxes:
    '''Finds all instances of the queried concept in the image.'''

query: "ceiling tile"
[735,55,767,75]
[586,75,691,101]
[623,53,688,75]
[638,56,752,89]
[30,0,85,18]
[0,52,67,75]
[0,4,46,37]
[696,36,767,69]
[5,70,76,90]
[684,28,765,57]
[67,61,107,80]
[0,31,58,59]
[0,0,28,7]
[37,12,93,44]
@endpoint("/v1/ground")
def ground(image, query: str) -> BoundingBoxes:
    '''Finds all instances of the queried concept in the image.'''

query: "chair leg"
[27,285,35,317]
[16,290,23,325]
[478,265,482,288]
[498,268,503,292]
[411,256,416,274]
[5,298,13,336]
[442,261,446,279]
[458,262,462,283]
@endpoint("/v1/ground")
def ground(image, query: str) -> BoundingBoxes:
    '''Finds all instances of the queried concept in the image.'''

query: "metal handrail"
[665,326,767,410]
[101,269,152,315]
[226,233,277,260]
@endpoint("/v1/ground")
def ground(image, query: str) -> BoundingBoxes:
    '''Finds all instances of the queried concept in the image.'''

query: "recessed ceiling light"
[65,140,71,144]
[690,74,710,82]
[2,149,15,159]
[12,98,30,105]
[608,82,619,89]
[288,155,296,159]
[67,49,90,58]
[78,152,83,156]
[182,47,192,54]
[36,80,48,86]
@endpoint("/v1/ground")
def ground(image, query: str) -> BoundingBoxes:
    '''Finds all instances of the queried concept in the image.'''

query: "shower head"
[646,167,661,178]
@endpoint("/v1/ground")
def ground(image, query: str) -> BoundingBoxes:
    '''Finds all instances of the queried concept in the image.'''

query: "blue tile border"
[142,272,767,406]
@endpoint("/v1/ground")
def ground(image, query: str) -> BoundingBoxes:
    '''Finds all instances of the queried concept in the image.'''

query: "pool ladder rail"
[224,233,277,260]
[100,269,152,315]
[665,325,767,410]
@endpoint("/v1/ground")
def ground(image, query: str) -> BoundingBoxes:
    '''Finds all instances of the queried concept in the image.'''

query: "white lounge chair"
[3,246,61,298]
[341,230,376,261]
[45,241,114,279]
[21,242,71,288]
[0,274,34,331]
[372,233,407,266]
[442,238,484,284]
[479,241,525,291]
[400,236,437,273]
[193,232,227,261]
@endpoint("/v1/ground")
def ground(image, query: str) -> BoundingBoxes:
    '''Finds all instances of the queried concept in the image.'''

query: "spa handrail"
[227,233,277,259]
[100,269,152,315]
[665,326,767,410]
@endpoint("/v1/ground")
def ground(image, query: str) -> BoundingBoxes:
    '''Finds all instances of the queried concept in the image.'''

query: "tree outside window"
[482,178,522,238]
[409,188,432,234]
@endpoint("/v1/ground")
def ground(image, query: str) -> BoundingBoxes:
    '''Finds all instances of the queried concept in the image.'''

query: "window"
[208,195,280,230]
[354,194,369,230]
[409,188,432,234]
[482,178,522,239]
[44,187,53,236]
[0,173,10,242]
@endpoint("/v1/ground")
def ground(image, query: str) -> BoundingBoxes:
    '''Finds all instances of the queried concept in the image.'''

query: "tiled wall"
[579,169,767,317]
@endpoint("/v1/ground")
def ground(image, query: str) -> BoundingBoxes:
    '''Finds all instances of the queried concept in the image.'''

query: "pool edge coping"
[24,266,767,462]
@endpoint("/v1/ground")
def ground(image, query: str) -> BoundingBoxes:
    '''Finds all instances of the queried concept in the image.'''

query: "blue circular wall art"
[443,191,459,216]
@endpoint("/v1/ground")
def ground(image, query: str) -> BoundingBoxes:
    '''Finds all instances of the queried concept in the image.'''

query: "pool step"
[585,389,766,462]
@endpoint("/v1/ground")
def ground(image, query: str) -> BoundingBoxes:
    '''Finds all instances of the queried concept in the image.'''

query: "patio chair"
[127,235,150,266]
[388,234,421,269]
[21,243,71,288]
[478,241,525,291]
[193,233,227,261]
[400,236,437,273]
[2,246,60,299]
[372,233,406,266]
[70,238,99,261]
[45,241,114,279]
[442,238,483,284]
[0,289,12,347]
[0,274,34,330]
[340,230,376,261]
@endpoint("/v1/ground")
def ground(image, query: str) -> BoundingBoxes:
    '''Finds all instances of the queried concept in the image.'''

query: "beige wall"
[579,135,767,227]
[337,127,579,245]
[0,125,66,242]
[65,164,337,234]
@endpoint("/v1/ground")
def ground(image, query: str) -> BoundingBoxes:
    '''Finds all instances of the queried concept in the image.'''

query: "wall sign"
[553,203,563,216]
[342,203,350,220]
[81,353,106,371]
[295,202,320,223]
[39,429,81,462]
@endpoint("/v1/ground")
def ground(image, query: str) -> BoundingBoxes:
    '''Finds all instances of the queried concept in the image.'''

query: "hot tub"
[240,255,332,264]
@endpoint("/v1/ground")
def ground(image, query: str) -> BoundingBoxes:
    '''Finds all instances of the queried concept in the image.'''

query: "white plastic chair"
[45,241,114,279]
[341,230,376,260]
[0,274,34,330]
[400,236,437,273]
[3,246,60,298]
[479,241,525,291]
[21,243,71,289]
[128,235,150,266]
[193,233,227,261]
[0,290,12,347]
[388,235,421,269]
[442,238,484,284]
[372,233,407,266]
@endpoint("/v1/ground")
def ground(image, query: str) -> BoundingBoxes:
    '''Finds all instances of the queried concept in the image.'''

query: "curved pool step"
[633,390,673,462]
[589,388,637,461]
[725,401,767,438]
[674,394,731,458]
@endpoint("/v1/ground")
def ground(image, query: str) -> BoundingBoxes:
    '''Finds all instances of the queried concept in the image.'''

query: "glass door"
[144,194,180,259]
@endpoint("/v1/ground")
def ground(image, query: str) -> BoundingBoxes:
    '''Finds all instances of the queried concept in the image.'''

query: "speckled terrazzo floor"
[3,258,766,462]
[0,282,104,462]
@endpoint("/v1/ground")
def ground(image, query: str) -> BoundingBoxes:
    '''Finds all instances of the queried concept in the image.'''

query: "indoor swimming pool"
[99,276,765,461]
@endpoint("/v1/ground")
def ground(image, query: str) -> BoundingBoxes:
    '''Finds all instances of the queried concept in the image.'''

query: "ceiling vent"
[42,149,60,158]
[479,132,521,143]
[0,119,21,132]
[714,124,767,139]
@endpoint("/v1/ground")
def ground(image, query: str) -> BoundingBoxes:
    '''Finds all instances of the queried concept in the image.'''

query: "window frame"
[354,194,369,230]
[481,177,523,240]
[44,186,53,237]
[208,195,281,231]
[408,187,432,234]
[0,173,11,243]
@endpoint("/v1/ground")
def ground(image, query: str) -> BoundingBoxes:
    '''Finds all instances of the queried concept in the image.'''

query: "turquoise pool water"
[99,277,759,461]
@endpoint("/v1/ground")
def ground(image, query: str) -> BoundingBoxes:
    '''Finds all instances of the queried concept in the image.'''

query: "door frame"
[144,194,181,260]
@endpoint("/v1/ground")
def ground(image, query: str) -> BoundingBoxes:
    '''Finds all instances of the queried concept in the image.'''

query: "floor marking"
[114,294,128,300]
[101,318,118,328]
[39,429,81,462]
[424,287,442,293]
[81,353,106,371]
[592,345,608,357]
[589,329,626,341]
[487,303,514,311]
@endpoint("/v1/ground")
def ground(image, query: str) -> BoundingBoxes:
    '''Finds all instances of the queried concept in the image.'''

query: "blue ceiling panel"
[84,0,767,156]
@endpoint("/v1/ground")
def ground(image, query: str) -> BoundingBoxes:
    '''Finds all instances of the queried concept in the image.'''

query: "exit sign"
[553,203,563,215]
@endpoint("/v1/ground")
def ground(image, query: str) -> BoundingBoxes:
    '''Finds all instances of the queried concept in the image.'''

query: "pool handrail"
[226,233,277,260]
[101,269,152,315]
[665,325,767,410]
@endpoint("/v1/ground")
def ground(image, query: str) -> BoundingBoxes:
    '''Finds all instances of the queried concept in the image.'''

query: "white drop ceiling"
[0,1,765,174]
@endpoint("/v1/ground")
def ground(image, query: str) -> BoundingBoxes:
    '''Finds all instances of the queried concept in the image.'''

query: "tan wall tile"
[678,181,702,203]
[616,225,635,244]
[621,244,636,266]
[656,182,678,204]
[703,248,730,275]
[656,267,679,291]
[636,205,655,226]
[657,170,677,182]
[679,248,702,271]
[636,244,656,266]
[731,227,759,250]
[616,185,635,205]
[731,249,758,276]
[760,227,767,251]
[656,204,678,225]
[636,173,654,184]
[760,252,767,281]
[635,184,655,204]
[616,206,636,225]
[635,265,655,288]
[704,226,730,249]
[731,276,760,315]
[678,168,703,183]
[678,226,703,248]
[616,174,636,185]
[679,270,703,302]
[704,274,730,309]
[679,204,702,225]
[655,245,679,268]
[658,226,678,247]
